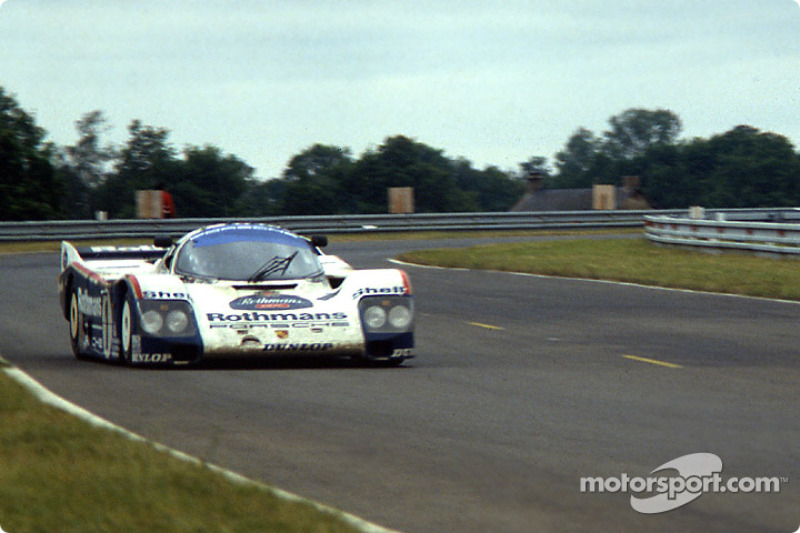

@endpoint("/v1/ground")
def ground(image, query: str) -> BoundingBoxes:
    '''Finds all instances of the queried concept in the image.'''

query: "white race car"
[58,223,414,366]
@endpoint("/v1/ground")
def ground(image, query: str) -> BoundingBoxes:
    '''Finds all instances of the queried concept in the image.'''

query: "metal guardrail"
[0,210,670,242]
[644,208,800,256]
[1,208,798,243]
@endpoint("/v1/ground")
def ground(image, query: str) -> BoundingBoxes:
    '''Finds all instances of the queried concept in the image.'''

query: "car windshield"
[174,225,323,281]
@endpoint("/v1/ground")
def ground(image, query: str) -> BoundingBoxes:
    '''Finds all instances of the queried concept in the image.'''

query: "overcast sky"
[1,1,799,180]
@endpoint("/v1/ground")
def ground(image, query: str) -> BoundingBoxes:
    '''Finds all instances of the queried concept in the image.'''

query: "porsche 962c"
[58,223,414,366]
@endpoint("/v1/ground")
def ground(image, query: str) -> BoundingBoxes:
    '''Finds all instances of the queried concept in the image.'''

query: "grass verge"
[398,236,800,301]
[0,371,364,533]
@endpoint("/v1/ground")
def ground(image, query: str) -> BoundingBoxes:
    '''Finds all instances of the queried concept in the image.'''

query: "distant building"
[510,173,650,211]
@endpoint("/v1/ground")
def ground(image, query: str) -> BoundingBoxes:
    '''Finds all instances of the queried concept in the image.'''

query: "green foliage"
[549,108,800,210]
[171,145,255,218]
[2,81,800,220]
[602,108,682,161]
[0,88,61,220]
[269,136,522,215]
[96,120,178,218]
[640,125,800,208]
[280,144,353,215]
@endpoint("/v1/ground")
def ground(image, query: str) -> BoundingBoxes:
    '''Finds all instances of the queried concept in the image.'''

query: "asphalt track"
[0,237,798,532]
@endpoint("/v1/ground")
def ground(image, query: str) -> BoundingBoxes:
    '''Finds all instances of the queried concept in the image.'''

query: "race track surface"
[0,237,798,532]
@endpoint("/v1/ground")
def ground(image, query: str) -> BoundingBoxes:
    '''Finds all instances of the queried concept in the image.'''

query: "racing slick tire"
[68,286,88,359]
[119,295,136,365]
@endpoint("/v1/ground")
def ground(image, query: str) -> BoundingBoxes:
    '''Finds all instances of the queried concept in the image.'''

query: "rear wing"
[60,241,170,271]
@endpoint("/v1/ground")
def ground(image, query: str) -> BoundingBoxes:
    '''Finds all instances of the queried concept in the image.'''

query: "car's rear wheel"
[68,287,87,359]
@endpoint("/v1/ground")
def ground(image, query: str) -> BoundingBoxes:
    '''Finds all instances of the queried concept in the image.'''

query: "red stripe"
[127,275,143,299]
[399,269,413,295]
[72,262,106,285]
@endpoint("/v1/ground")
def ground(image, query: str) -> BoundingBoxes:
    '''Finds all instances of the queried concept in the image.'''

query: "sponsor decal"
[392,348,414,357]
[275,330,289,339]
[142,290,188,300]
[208,311,346,322]
[230,293,312,311]
[77,287,103,317]
[352,286,407,300]
[132,352,173,364]
[90,336,104,352]
[207,311,349,330]
[263,343,333,352]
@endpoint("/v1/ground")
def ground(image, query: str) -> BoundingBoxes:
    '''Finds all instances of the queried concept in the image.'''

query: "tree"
[171,145,255,217]
[280,144,352,215]
[602,108,682,161]
[97,120,177,218]
[66,111,115,188]
[519,156,550,176]
[552,128,601,188]
[702,126,800,207]
[237,178,287,217]
[60,110,115,218]
[347,136,474,213]
[453,159,522,212]
[0,87,62,220]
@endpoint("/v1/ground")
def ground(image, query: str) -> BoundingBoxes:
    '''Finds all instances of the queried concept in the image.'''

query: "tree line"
[1,85,799,221]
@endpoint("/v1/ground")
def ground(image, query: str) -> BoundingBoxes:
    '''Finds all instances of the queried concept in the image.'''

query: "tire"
[119,296,135,365]
[101,295,113,360]
[68,287,87,359]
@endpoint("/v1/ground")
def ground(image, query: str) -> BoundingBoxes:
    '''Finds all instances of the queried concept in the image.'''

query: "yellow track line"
[623,354,683,369]
[468,322,505,331]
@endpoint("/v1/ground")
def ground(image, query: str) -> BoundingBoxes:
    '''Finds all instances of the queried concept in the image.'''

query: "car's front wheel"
[119,297,135,365]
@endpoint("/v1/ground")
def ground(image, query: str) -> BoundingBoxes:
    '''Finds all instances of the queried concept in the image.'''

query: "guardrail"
[0,210,669,242]
[2,208,798,243]
[644,208,800,256]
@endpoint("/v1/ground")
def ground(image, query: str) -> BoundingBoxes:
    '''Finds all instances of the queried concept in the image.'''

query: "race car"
[58,223,414,366]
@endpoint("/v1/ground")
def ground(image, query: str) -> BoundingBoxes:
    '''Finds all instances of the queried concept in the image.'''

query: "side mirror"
[310,235,328,248]
[154,236,174,248]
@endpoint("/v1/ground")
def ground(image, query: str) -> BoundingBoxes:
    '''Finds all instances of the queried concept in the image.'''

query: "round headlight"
[141,310,163,335]
[363,305,387,330]
[165,310,189,334]
[388,305,412,329]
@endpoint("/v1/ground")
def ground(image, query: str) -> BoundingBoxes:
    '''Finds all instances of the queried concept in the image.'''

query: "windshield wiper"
[247,252,298,282]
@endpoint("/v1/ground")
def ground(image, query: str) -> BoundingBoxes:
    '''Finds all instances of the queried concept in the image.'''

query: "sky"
[1,1,799,180]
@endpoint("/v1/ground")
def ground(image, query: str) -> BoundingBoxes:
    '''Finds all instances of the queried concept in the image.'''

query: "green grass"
[398,237,800,301]
[0,372,363,533]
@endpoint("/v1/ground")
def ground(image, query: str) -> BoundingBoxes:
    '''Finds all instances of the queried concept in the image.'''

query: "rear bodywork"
[58,223,414,366]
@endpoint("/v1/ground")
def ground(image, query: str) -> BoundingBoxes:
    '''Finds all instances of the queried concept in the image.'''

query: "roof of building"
[511,189,594,211]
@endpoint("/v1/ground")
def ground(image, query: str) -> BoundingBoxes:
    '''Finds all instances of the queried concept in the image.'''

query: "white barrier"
[644,209,800,256]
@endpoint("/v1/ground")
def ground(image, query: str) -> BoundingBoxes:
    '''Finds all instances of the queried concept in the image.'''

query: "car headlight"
[137,300,196,337]
[141,310,164,335]
[363,305,387,329]
[358,296,413,333]
[166,310,189,334]
[388,305,412,329]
